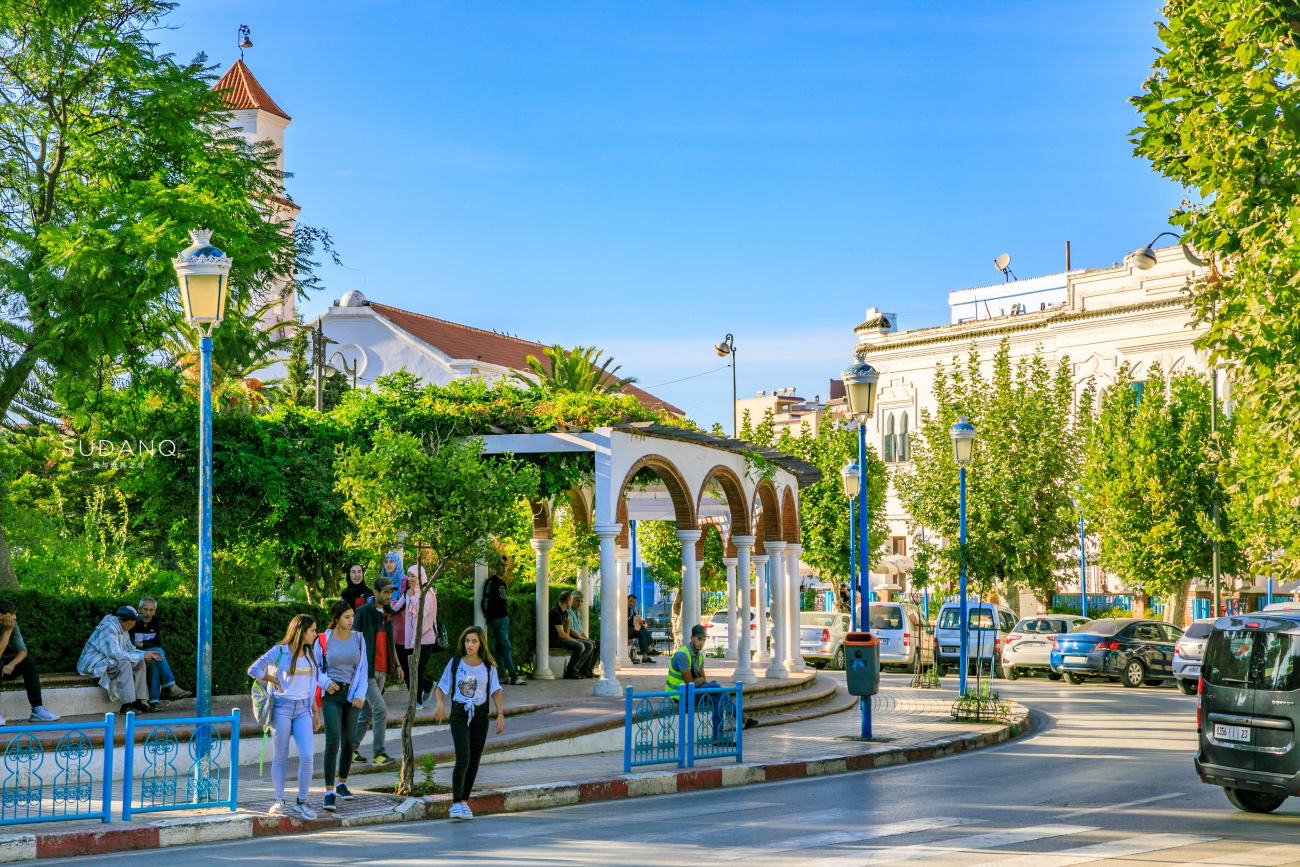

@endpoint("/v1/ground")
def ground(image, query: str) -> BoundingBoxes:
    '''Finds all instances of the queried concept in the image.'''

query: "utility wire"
[642,364,729,389]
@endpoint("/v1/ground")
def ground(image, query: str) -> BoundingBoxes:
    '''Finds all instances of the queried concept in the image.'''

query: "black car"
[1050,618,1183,687]
[1196,613,1300,814]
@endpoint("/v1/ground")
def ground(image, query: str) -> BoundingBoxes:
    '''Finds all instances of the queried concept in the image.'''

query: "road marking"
[801,824,1098,867]
[1055,791,1182,818]
[1169,845,1300,866]
[479,799,779,838]
[976,833,1218,867]
[712,817,984,862]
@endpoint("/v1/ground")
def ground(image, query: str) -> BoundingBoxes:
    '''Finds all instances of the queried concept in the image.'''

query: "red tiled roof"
[369,303,683,416]
[213,60,291,121]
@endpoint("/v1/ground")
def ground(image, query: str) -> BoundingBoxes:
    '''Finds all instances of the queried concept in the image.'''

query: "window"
[1132,381,1146,404]
[1134,624,1162,642]
[869,606,903,630]
[1257,633,1300,692]
[899,412,910,461]
[1204,630,1256,687]
[1183,622,1213,640]
[999,611,1016,632]
[890,536,907,556]
[884,414,896,462]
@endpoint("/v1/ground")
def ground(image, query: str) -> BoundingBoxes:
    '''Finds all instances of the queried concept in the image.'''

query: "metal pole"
[198,334,214,721]
[731,349,738,439]
[921,526,929,620]
[857,421,870,740]
[1079,507,1088,619]
[1211,366,1220,616]
[958,465,969,697]
[848,496,856,631]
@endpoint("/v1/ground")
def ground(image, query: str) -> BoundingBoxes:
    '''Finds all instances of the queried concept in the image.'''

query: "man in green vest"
[667,625,756,744]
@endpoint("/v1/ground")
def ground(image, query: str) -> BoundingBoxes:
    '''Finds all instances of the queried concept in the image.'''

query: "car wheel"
[1176,679,1197,695]
[833,647,846,671]
[1065,672,1084,685]
[934,663,947,678]
[1046,671,1062,681]
[1007,666,1019,680]
[1122,659,1146,688]
[1224,787,1288,814]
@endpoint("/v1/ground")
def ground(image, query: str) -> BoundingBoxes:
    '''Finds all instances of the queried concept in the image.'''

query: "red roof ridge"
[213,60,291,121]
[369,302,546,350]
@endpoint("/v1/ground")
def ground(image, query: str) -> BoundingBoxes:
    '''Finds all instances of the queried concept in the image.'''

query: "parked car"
[1195,611,1300,813]
[868,602,933,672]
[1001,615,1090,680]
[1174,618,1216,694]
[641,600,674,652]
[800,611,852,669]
[704,609,773,655]
[933,601,1017,676]
[1262,601,1300,612]
[1050,618,1183,687]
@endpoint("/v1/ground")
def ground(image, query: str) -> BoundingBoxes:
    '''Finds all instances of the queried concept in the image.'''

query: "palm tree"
[161,297,294,413]
[513,345,637,394]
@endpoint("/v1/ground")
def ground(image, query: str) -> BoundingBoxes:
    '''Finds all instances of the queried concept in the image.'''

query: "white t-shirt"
[437,658,500,709]
[277,654,316,701]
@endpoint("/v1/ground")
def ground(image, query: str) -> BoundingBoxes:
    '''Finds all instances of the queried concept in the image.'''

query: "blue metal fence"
[121,710,240,821]
[0,715,115,826]
[623,683,744,772]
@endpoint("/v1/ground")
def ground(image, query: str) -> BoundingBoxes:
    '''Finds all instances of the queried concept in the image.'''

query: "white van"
[933,601,1017,676]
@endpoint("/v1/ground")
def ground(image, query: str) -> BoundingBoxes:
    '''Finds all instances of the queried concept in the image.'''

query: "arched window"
[899,412,910,462]
[884,414,896,462]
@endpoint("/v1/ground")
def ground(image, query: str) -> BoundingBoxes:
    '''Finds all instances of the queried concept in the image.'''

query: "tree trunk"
[1165,580,1190,628]
[670,590,683,646]
[399,570,438,795]
[0,520,19,590]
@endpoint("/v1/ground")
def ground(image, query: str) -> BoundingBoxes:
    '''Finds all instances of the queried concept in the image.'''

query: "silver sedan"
[1002,615,1090,679]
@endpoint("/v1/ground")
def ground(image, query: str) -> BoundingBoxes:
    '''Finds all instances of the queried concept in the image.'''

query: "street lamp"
[950,416,975,697]
[1071,494,1088,619]
[1129,231,1212,271]
[715,334,737,437]
[172,229,232,722]
[841,462,860,630]
[842,356,877,739]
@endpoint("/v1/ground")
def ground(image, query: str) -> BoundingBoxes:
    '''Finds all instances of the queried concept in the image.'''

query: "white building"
[853,245,1212,603]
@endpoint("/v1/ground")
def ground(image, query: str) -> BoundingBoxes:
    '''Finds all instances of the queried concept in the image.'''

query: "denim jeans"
[145,648,176,703]
[321,688,358,788]
[353,672,387,755]
[270,696,314,802]
[487,617,517,681]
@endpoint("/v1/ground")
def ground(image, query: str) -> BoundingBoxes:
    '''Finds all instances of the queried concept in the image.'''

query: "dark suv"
[1196,613,1300,813]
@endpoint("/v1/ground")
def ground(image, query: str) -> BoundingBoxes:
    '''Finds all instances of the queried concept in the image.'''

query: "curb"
[5,706,1033,862]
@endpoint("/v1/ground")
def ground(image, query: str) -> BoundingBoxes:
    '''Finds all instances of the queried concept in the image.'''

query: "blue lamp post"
[842,357,878,738]
[1072,495,1088,619]
[950,417,975,697]
[172,229,232,722]
[841,462,860,630]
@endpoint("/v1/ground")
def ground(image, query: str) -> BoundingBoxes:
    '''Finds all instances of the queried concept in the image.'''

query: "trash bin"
[843,632,880,697]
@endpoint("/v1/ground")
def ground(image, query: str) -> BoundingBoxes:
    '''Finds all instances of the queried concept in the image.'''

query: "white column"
[531,538,555,680]
[473,559,488,629]
[722,557,738,660]
[593,523,623,696]
[752,554,771,665]
[616,548,633,668]
[677,529,703,647]
[785,543,805,673]
[733,536,757,683]
[765,541,789,679]
[579,563,591,635]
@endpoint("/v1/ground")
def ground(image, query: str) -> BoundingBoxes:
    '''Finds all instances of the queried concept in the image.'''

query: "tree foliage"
[895,342,1080,607]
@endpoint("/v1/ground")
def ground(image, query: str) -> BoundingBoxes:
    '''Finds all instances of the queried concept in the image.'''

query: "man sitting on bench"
[130,597,191,707]
[77,606,161,714]
[0,600,60,723]
[627,594,659,662]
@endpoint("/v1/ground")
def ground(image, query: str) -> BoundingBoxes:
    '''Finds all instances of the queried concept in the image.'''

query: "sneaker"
[510,678,527,686]
[268,799,291,816]
[449,802,465,820]
[352,751,368,764]
[416,701,423,710]
[322,792,337,812]
[336,783,354,800]
[0,713,7,725]
[295,799,318,820]
[29,707,59,722]
[460,802,474,819]
[372,752,395,767]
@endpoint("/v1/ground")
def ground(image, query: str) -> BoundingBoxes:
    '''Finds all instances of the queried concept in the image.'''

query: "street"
[46,674,1300,866]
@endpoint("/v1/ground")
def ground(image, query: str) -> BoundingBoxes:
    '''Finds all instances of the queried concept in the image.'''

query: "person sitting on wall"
[627,594,659,662]
[129,597,191,707]
[0,599,60,723]
[77,606,160,714]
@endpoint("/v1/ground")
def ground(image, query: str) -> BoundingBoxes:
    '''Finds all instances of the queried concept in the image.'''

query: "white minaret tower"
[212,27,299,333]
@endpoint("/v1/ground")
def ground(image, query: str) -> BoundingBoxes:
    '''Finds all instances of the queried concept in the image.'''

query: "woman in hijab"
[379,552,408,683]
[340,563,372,611]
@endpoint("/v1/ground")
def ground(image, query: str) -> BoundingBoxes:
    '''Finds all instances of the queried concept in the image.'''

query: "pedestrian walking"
[352,577,400,767]
[247,614,323,819]
[481,566,523,685]
[340,563,371,611]
[394,563,437,708]
[314,600,368,812]
[433,625,504,820]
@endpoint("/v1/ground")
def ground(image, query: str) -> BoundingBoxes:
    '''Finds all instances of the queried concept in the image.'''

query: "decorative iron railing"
[0,715,115,826]
[121,709,240,821]
[623,682,744,773]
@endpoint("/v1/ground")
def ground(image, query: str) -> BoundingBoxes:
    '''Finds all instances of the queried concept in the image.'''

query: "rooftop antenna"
[238,25,253,60]
[994,253,1016,282]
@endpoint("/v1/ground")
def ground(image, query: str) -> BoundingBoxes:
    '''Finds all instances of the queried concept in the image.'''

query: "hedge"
[1,581,598,696]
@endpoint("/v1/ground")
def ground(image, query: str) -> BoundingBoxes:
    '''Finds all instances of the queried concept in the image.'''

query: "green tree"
[335,430,538,794]
[1082,364,1239,624]
[0,0,332,587]
[637,519,684,637]
[895,342,1080,610]
[1224,398,1300,584]
[513,345,636,394]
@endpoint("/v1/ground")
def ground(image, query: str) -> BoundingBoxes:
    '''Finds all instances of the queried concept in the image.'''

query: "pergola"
[477,423,820,697]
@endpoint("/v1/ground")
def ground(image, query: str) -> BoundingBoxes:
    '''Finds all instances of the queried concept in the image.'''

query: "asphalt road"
[51,672,1300,866]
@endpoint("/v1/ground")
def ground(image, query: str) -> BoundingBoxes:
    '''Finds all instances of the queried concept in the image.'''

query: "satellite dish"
[994,253,1011,271]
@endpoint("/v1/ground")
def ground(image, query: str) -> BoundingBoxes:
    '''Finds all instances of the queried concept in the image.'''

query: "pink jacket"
[394,586,437,649]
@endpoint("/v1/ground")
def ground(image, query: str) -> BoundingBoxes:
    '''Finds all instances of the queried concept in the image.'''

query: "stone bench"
[0,672,118,720]
[547,647,570,680]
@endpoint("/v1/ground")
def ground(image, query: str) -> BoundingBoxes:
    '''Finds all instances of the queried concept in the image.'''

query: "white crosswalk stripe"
[1168,845,1300,867]
[801,824,1097,867]
[711,817,985,862]
[976,833,1219,867]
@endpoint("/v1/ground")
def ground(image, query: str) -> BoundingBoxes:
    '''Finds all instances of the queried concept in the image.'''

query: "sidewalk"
[0,679,1033,862]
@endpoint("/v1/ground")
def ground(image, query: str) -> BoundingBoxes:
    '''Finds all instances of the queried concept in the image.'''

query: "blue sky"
[158,1,1179,429]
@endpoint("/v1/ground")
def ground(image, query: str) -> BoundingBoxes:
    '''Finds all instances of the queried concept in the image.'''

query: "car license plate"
[1065,655,1088,663]
[1213,723,1251,743]
[941,646,957,653]
[1185,664,1201,675]
[879,638,889,646]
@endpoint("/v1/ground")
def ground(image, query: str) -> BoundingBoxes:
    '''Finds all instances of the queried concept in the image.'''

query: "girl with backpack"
[433,625,504,820]
[248,614,323,819]
[394,563,438,708]
[314,600,368,812]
